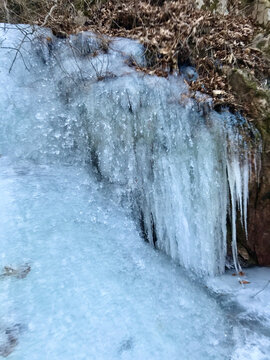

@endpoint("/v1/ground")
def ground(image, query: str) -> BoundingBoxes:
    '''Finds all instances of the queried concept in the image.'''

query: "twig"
[41,1,58,28]
[8,33,28,73]
[2,0,10,23]
[251,280,270,298]
[1,44,29,73]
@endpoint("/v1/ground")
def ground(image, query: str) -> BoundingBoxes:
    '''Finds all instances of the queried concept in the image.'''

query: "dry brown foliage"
[83,0,269,113]
[1,0,269,114]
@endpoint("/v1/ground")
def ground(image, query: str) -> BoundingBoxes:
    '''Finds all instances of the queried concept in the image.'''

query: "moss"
[228,68,270,144]
[210,0,219,11]
[230,69,270,98]
[201,0,219,11]
[253,33,270,55]
[256,39,267,49]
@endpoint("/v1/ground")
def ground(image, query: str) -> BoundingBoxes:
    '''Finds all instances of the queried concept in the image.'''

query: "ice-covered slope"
[0,24,252,276]
[0,158,234,360]
[0,23,268,360]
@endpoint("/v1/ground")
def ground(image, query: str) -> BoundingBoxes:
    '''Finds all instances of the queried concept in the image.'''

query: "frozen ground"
[0,157,269,359]
[207,268,270,360]
[0,158,234,360]
[0,24,269,359]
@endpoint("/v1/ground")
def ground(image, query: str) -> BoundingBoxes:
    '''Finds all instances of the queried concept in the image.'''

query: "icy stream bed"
[0,158,233,360]
[0,158,269,360]
[0,24,269,359]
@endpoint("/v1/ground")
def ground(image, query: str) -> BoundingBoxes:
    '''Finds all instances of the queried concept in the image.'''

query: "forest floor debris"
[0,0,269,116]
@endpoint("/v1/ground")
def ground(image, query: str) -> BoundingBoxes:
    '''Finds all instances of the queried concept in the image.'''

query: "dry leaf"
[212,90,226,96]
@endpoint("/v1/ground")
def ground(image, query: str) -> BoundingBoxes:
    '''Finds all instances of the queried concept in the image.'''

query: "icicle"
[243,158,249,236]
[0,26,257,277]
[227,158,241,273]
[226,147,251,273]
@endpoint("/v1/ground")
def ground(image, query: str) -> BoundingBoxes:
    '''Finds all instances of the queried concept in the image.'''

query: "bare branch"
[41,1,58,28]
[2,0,10,23]
[251,280,270,298]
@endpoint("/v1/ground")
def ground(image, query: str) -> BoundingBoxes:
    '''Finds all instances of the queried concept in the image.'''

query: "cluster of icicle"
[226,121,261,274]
[0,24,260,277]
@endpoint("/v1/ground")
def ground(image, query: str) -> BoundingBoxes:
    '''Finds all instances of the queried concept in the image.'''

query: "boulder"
[254,0,270,26]
[195,0,228,13]
[228,68,270,266]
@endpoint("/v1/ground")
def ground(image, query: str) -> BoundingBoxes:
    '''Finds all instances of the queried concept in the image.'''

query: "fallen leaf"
[239,280,250,284]
[212,89,226,96]
[239,271,245,276]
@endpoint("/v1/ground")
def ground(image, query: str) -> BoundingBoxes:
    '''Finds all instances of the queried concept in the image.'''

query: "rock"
[237,244,257,267]
[254,0,270,26]
[1,264,31,279]
[0,324,23,358]
[252,33,270,56]
[118,337,134,354]
[238,245,250,261]
[195,0,228,14]
[51,30,67,39]
[228,69,270,118]
[196,0,270,25]
[248,161,270,265]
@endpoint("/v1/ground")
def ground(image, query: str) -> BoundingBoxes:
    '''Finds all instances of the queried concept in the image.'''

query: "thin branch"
[1,43,30,73]
[2,0,10,23]
[251,280,270,298]
[8,33,29,73]
[41,1,58,28]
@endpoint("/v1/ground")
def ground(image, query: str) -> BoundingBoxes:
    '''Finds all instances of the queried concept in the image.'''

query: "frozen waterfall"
[0,24,254,276]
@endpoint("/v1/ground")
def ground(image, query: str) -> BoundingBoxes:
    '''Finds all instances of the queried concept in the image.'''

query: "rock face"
[0,264,31,279]
[252,33,270,55]
[248,113,270,265]
[195,0,228,13]
[196,0,270,26]
[228,68,270,266]
[201,0,270,266]
[248,179,270,265]
[254,0,270,26]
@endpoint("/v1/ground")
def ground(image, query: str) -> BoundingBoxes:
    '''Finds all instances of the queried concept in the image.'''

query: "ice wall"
[0,24,253,276]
